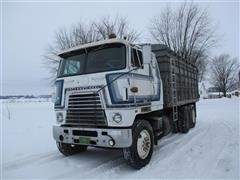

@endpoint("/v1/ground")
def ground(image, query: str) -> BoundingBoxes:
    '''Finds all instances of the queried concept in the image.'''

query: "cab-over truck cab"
[53,38,198,169]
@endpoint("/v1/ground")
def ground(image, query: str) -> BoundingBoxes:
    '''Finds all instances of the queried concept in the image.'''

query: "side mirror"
[142,44,152,64]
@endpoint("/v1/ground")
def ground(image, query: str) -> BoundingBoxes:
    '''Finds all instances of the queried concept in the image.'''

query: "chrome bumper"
[53,126,132,148]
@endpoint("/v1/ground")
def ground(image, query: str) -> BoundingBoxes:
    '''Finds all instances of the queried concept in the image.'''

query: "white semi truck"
[53,37,199,169]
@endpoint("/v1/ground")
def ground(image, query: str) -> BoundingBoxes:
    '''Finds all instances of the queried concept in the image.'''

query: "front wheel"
[123,120,154,169]
[57,142,88,156]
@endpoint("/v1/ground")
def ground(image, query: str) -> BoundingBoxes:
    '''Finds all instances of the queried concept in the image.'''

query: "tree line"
[44,2,239,97]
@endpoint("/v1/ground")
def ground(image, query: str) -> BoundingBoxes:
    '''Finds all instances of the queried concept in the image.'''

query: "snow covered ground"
[1,98,239,179]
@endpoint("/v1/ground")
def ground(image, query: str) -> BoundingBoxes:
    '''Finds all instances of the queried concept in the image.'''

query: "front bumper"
[53,126,132,148]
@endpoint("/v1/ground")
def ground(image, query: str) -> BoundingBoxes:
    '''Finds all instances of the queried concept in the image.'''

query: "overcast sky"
[1,1,239,95]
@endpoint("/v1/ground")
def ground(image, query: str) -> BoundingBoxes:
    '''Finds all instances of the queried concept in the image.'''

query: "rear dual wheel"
[189,105,196,128]
[178,106,190,133]
[178,104,196,133]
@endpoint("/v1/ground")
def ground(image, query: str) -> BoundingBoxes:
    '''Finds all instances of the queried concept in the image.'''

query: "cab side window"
[131,48,143,68]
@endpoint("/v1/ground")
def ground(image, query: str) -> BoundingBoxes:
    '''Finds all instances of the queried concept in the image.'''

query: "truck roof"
[58,38,130,57]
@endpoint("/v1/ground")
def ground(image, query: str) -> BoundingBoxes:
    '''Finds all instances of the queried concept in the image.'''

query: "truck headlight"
[112,113,122,123]
[56,112,64,123]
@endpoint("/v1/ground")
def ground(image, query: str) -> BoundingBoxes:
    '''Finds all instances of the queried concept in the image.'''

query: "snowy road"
[1,98,239,179]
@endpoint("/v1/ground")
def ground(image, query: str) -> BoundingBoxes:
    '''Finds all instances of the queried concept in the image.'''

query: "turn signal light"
[130,86,139,93]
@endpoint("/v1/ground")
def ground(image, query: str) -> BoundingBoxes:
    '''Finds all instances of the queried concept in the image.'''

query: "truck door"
[130,48,154,104]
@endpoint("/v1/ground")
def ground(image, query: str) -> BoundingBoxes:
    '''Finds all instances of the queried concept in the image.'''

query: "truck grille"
[65,93,107,127]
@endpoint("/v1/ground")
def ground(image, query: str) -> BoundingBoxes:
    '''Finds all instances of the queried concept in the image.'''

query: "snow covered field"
[1,98,239,179]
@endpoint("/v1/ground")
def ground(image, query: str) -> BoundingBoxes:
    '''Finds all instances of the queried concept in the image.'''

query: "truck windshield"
[58,43,126,77]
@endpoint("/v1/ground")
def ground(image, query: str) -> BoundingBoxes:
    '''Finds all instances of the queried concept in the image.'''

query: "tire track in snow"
[51,149,123,178]
[76,157,124,178]
[210,120,239,177]
[199,122,234,177]
[3,151,64,171]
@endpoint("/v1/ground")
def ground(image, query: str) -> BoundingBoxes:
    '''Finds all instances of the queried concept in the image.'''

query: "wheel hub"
[137,129,151,159]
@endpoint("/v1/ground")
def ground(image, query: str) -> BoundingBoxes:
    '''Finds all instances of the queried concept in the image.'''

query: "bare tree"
[94,16,140,42]
[210,54,239,97]
[44,16,140,83]
[150,2,217,81]
[43,22,100,82]
[193,50,208,82]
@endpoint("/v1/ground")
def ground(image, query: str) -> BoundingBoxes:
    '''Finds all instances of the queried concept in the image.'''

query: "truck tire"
[189,104,196,128]
[178,106,190,133]
[57,142,87,156]
[177,107,184,133]
[172,121,179,133]
[123,120,154,169]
